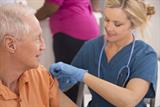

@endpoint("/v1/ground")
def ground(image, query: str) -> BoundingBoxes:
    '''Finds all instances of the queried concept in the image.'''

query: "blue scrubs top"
[71,36,157,107]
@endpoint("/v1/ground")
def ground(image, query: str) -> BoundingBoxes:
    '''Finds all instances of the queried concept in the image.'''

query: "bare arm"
[84,73,150,107]
[59,90,78,107]
[90,0,101,12]
[35,1,60,20]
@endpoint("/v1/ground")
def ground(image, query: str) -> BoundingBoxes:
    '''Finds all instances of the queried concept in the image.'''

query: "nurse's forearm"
[83,73,149,107]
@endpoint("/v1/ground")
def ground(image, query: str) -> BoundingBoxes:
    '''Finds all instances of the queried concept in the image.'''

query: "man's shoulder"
[24,64,51,82]
[28,64,48,74]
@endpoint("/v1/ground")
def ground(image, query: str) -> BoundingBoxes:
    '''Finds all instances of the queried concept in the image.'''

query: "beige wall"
[27,0,44,9]
[145,0,160,57]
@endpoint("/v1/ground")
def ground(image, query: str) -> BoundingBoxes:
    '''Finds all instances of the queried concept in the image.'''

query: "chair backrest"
[76,83,84,107]
[155,60,160,106]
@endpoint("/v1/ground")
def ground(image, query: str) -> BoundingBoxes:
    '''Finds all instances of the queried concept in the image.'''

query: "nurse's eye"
[114,23,123,27]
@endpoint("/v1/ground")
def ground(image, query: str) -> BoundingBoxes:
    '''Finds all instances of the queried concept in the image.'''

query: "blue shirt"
[71,36,157,107]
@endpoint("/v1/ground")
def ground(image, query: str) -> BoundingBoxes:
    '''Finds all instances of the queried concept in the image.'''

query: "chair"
[154,60,160,107]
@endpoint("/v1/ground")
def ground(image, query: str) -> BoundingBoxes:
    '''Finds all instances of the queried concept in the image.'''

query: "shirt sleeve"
[49,75,60,107]
[130,47,158,98]
[46,0,64,6]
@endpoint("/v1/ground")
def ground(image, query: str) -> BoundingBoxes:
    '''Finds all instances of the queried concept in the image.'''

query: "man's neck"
[0,71,21,85]
[0,65,25,94]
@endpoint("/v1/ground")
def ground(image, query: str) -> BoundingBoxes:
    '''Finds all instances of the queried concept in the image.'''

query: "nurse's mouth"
[107,33,116,37]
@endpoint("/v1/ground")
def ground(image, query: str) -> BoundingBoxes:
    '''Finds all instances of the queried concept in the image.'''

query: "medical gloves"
[49,62,86,91]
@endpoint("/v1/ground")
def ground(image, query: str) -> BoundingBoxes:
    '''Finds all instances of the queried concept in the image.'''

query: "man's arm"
[49,74,77,107]
[59,90,78,107]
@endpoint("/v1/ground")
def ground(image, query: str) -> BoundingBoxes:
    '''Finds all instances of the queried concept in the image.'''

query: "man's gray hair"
[0,4,36,41]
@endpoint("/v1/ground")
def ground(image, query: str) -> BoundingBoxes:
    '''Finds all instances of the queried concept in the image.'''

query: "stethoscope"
[97,35,135,87]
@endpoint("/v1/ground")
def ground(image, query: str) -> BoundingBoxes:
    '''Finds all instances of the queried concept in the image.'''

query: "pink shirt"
[47,0,100,40]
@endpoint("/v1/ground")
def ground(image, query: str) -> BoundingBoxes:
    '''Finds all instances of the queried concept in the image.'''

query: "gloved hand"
[49,62,86,91]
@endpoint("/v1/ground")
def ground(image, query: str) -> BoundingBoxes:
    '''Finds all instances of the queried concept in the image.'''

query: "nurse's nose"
[106,22,115,32]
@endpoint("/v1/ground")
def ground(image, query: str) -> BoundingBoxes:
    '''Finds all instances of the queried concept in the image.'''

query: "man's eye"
[105,19,109,22]
[104,17,109,22]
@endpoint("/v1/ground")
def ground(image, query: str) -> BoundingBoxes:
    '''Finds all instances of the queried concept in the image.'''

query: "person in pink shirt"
[36,0,100,103]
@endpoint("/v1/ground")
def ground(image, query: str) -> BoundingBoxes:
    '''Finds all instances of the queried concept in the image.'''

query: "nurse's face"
[103,8,132,43]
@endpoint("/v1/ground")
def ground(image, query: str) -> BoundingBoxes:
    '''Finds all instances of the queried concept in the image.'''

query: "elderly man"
[0,4,77,107]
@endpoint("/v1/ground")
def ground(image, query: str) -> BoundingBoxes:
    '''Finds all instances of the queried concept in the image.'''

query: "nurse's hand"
[49,62,86,91]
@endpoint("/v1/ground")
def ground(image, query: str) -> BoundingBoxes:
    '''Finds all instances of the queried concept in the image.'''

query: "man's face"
[13,16,45,70]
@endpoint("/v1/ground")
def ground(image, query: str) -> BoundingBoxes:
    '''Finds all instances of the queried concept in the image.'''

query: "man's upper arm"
[59,90,78,107]
[49,76,60,107]
[49,76,77,107]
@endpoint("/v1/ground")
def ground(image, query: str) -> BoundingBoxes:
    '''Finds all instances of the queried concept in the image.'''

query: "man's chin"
[25,63,39,70]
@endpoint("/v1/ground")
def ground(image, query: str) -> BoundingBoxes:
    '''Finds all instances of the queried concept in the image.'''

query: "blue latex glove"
[49,62,86,91]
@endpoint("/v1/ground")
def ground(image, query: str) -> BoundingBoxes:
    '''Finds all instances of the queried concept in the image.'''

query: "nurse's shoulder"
[82,35,104,51]
[134,40,157,56]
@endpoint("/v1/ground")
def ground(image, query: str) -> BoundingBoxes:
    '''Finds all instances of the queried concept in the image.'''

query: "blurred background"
[26,0,160,68]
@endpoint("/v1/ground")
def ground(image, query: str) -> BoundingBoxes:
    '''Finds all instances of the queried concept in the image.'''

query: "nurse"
[50,0,157,106]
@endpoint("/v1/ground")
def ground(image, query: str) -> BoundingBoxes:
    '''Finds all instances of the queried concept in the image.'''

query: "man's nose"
[40,38,46,51]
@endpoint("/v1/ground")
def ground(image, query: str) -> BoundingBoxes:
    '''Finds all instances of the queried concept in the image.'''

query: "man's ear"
[3,35,17,53]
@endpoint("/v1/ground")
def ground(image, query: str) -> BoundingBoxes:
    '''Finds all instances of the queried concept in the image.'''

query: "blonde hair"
[0,4,35,41]
[104,0,155,36]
